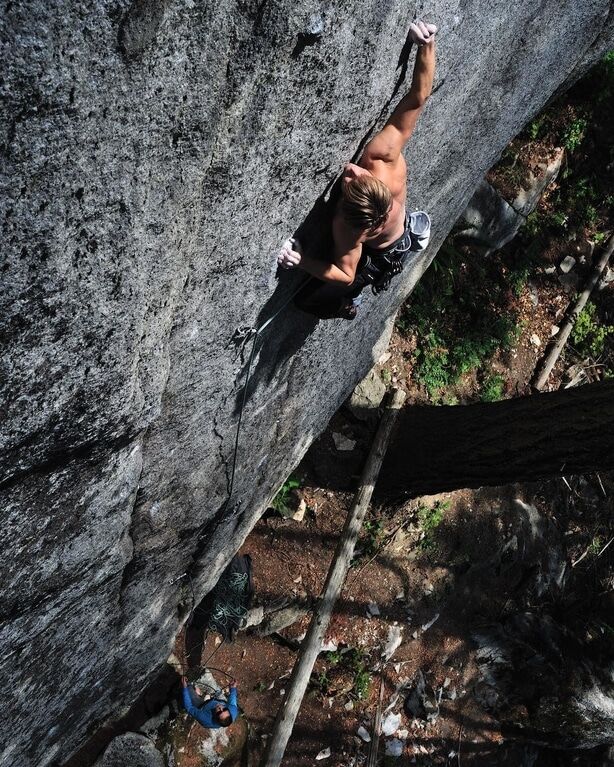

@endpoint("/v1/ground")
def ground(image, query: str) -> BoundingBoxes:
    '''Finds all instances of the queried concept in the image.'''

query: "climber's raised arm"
[361,21,437,167]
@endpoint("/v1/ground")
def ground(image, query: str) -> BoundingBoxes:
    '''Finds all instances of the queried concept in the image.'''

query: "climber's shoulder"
[358,150,407,200]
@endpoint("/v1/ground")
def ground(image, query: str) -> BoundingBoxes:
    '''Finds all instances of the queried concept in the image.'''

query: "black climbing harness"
[358,216,416,296]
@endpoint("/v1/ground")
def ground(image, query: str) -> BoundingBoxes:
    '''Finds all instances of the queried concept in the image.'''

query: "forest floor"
[165,54,614,767]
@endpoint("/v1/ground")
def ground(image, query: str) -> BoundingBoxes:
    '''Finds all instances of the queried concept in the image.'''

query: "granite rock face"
[1,1,613,764]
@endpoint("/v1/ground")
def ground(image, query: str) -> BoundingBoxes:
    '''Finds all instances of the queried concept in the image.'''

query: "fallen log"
[532,233,614,391]
[260,388,406,767]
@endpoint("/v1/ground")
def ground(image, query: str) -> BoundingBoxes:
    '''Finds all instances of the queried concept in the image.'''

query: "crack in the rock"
[116,435,147,612]
[212,415,232,497]
[0,431,140,493]
[350,24,416,165]
[169,13,427,619]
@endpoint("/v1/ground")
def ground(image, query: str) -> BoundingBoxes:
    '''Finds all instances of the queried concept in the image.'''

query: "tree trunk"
[379,381,614,498]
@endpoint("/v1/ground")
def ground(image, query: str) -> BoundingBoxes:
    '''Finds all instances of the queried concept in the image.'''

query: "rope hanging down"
[177,276,311,671]
[224,277,311,512]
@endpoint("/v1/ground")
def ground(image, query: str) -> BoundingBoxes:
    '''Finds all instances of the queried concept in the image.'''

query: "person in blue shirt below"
[181,675,239,729]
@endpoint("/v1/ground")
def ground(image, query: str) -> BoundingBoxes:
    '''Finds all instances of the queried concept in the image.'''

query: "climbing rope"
[178,275,311,676]
[224,277,311,513]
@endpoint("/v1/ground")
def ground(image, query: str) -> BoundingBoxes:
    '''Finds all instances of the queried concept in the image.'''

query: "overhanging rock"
[1,1,613,763]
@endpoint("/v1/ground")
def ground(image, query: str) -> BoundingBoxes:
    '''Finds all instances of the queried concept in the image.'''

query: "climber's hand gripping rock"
[277,237,303,270]
[409,20,437,46]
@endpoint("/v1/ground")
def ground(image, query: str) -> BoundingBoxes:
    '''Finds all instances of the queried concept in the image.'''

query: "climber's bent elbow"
[337,271,355,286]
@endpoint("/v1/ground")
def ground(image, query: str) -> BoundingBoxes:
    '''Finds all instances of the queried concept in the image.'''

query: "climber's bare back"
[338,154,408,250]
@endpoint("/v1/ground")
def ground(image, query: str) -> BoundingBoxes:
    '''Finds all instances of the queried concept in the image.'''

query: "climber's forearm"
[394,39,436,116]
[298,253,354,285]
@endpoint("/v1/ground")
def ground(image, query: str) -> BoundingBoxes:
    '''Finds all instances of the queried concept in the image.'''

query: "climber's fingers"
[409,19,437,45]
[408,22,428,45]
[277,238,302,269]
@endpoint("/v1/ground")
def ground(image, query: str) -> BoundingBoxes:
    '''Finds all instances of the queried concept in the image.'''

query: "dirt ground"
[172,436,613,766]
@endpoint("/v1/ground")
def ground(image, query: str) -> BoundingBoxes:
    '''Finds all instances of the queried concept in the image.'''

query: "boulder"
[510,147,565,217]
[457,179,525,251]
[94,733,164,767]
[348,368,387,420]
[458,148,564,251]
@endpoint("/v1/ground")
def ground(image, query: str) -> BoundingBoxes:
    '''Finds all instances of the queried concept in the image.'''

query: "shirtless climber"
[181,675,239,729]
[278,20,437,319]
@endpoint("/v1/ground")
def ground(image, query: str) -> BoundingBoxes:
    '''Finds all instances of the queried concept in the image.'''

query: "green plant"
[508,264,532,297]
[395,313,413,336]
[414,333,451,397]
[549,210,569,230]
[524,211,543,237]
[345,648,371,699]
[312,671,331,695]
[362,519,384,556]
[563,117,587,152]
[528,114,546,140]
[584,204,598,226]
[442,392,459,406]
[481,373,505,402]
[571,302,614,358]
[589,536,603,555]
[353,667,371,700]
[319,646,372,700]
[381,368,392,384]
[417,501,450,551]
[271,475,301,516]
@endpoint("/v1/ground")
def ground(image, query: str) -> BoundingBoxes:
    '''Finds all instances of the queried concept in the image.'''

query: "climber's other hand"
[409,20,437,45]
[278,238,302,270]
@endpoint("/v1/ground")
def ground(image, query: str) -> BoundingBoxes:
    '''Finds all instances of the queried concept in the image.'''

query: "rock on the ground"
[382,624,403,660]
[385,738,405,757]
[510,147,565,216]
[403,670,439,723]
[140,706,170,736]
[255,602,310,636]
[2,1,614,763]
[473,612,614,748]
[558,270,581,292]
[560,255,577,273]
[348,368,387,420]
[332,432,357,451]
[94,733,165,767]
[381,712,402,736]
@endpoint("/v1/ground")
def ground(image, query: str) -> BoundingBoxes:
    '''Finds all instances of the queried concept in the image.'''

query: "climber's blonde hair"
[341,176,393,232]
